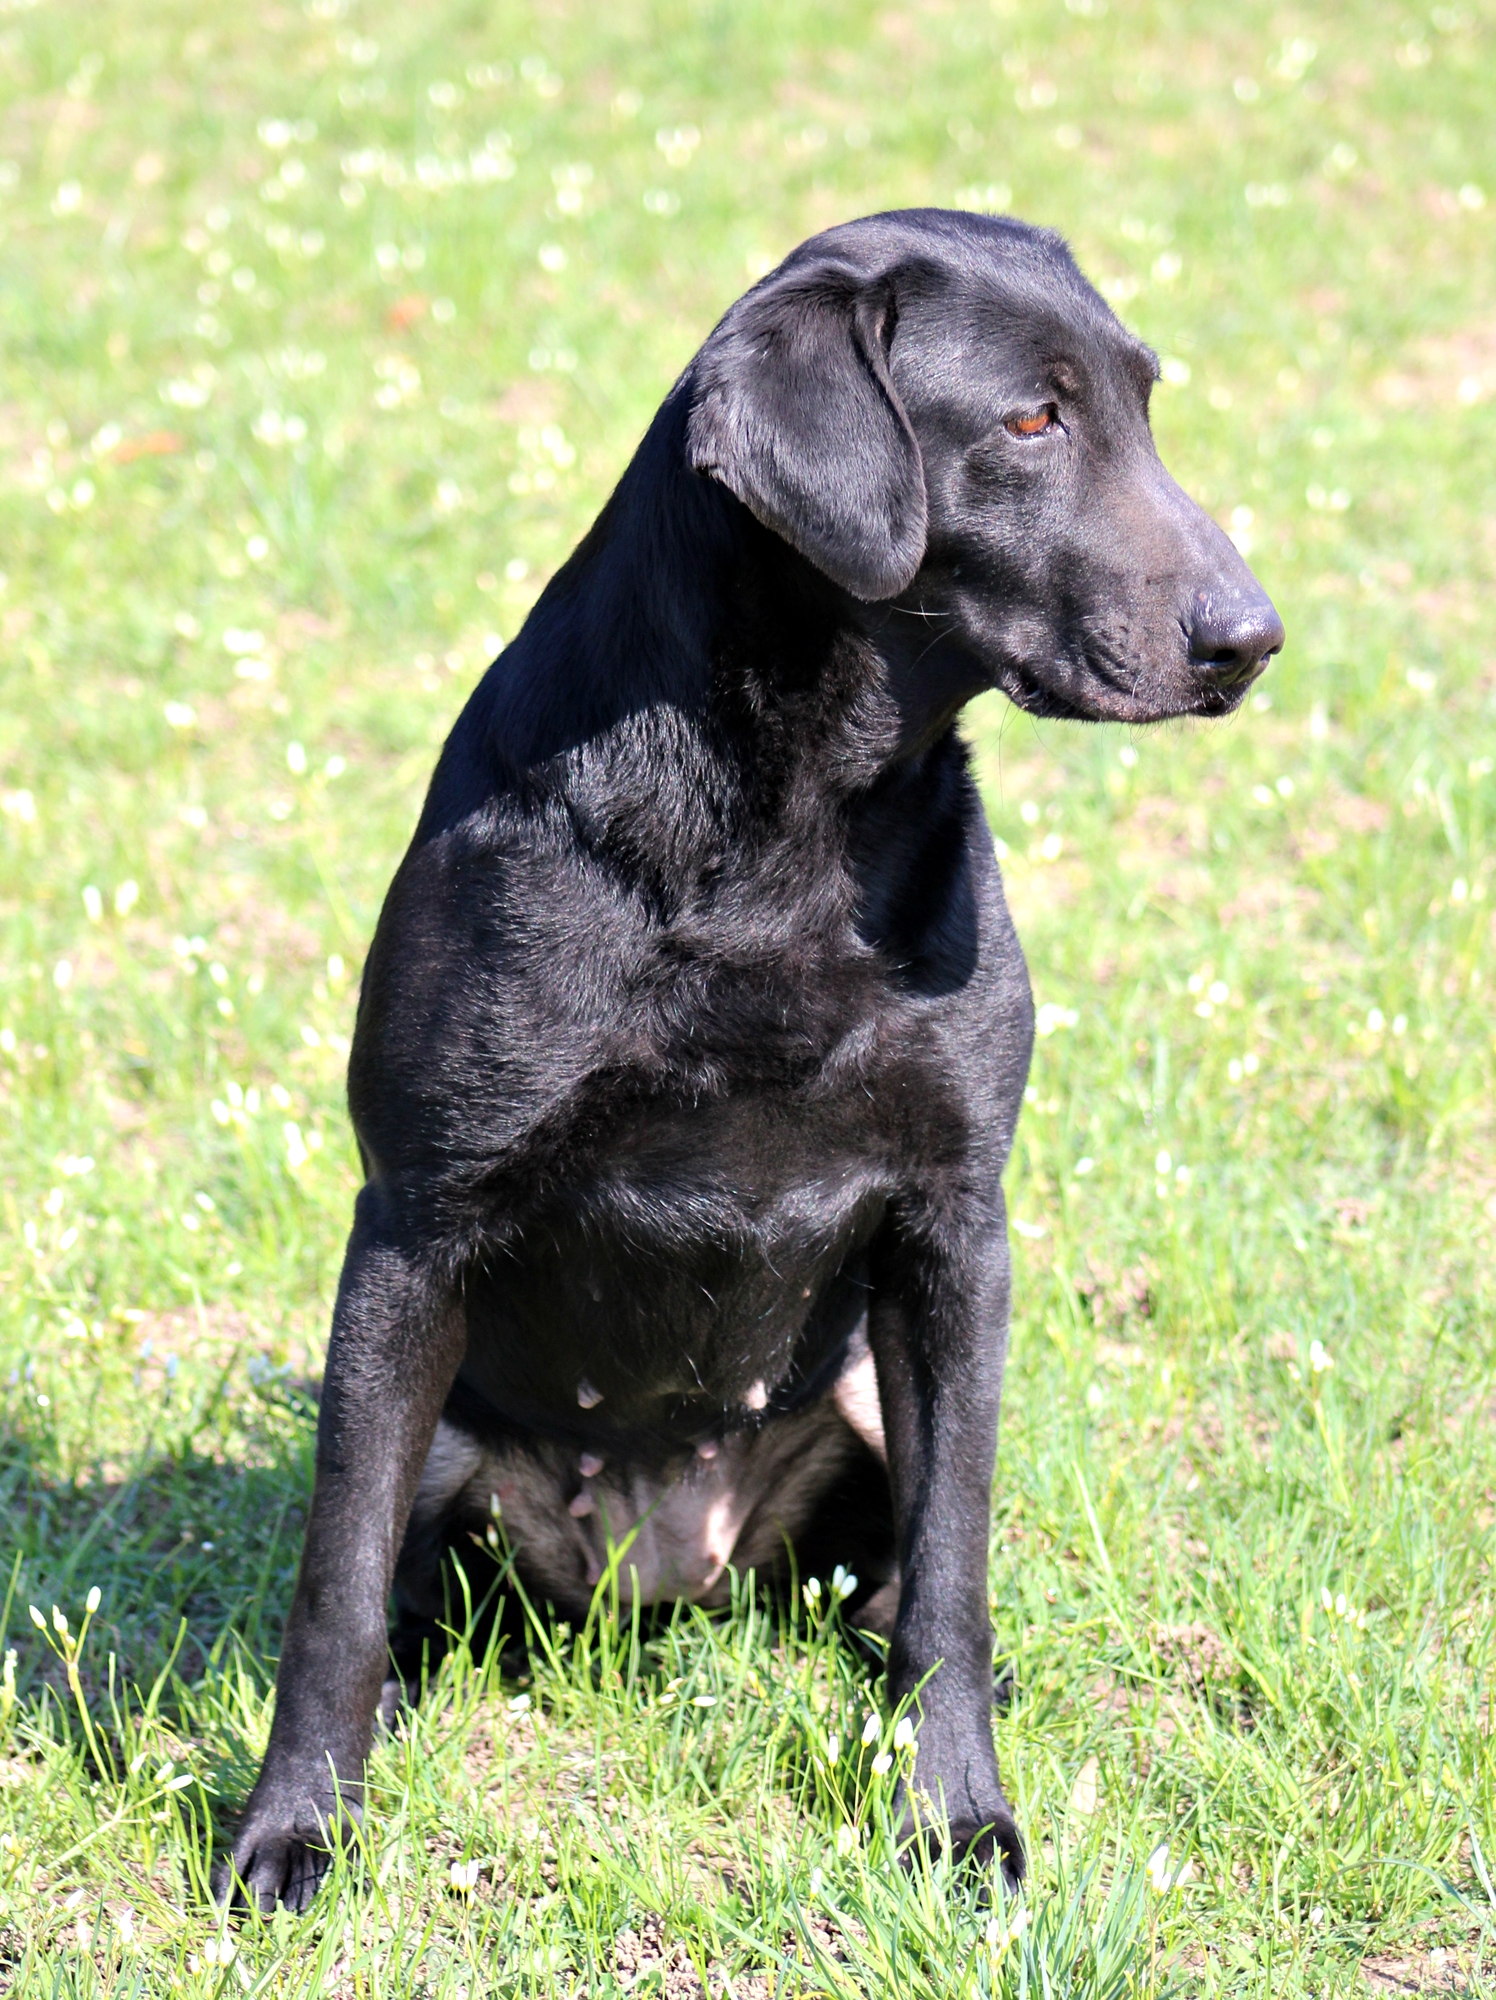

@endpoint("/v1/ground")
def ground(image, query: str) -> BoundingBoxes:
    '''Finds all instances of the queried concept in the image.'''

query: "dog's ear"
[685,262,926,602]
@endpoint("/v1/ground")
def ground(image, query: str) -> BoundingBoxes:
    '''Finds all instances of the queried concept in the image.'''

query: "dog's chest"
[459,1060,920,1448]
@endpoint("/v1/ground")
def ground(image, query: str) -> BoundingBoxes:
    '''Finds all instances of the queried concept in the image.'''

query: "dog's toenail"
[569,1490,595,1517]
[696,1438,719,1460]
[579,1451,604,1477]
[576,1378,602,1408]
[744,1379,768,1411]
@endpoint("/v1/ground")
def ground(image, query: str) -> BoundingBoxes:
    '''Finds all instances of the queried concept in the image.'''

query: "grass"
[0,0,1494,1990]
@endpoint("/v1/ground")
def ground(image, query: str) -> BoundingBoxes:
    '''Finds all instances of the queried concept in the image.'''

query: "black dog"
[221,209,1281,1910]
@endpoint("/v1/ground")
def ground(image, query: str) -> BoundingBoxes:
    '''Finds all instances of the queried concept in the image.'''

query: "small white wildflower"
[1309,1340,1332,1375]
[870,1751,893,1776]
[892,1716,915,1751]
[825,1733,841,1764]
[449,1858,482,1892]
[861,1712,880,1745]
[836,1823,858,1857]
[86,1586,101,1614]
[1034,1001,1078,1035]
[985,1905,1031,1951]
[692,1693,717,1708]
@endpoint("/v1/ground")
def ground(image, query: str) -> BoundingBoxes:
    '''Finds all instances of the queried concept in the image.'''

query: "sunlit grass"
[1,0,1494,1991]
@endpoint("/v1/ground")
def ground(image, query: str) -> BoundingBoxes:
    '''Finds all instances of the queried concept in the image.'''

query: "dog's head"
[686,209,1283,724]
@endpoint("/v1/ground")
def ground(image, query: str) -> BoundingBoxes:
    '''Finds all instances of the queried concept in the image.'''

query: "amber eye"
[1006,406,1058,437]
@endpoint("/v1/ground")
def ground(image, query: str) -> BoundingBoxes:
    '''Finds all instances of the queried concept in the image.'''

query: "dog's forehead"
[900,233,1155,404]
[789,209,1156,409]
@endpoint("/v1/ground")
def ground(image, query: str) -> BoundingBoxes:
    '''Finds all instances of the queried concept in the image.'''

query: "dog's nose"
[1186,583,1285,685]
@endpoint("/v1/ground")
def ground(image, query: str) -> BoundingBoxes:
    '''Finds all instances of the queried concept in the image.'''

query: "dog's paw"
[951,1803,1026,1893]
[897,1788,1025,1892]
[214,1791,356,1914]
[213,1831,330,1914]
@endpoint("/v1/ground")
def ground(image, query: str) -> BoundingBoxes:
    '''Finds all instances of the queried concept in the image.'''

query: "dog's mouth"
[996,635,1272,725]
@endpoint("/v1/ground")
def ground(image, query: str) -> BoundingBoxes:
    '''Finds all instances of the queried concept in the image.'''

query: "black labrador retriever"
[221,208,1282,1910]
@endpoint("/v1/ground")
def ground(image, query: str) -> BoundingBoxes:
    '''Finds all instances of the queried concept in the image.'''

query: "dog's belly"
[409,1342,887,1612]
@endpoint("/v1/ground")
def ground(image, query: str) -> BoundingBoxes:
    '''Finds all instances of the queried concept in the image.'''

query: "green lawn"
[1,0,1494,1991]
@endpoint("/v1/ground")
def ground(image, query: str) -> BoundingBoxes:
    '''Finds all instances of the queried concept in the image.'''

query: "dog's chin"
[996,656,1263,725]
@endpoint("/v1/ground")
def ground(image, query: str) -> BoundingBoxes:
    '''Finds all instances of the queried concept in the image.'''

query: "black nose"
[1187,584,1285,686]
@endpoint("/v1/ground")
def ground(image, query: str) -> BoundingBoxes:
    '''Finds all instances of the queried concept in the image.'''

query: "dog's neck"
[483,385,987,789]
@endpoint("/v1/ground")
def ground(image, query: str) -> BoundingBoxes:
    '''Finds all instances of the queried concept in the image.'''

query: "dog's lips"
[999,640,1268,725]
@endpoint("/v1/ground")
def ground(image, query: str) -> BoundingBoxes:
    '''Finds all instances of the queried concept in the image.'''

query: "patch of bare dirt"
[1076,1258,1156,1331]
[609,1909,854,1997]
[1362,1944,1470,1991]
[117,1304,296,1388]
[1148,1621,1235,1696]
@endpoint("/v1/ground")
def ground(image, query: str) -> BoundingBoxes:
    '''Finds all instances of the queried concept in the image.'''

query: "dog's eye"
[1005,406,1058,437]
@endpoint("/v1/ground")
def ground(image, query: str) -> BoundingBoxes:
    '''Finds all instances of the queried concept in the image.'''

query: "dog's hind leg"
[216,1187,466,1912]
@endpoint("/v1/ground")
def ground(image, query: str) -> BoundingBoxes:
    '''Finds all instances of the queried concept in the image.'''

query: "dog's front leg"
[218,1188,465,1911]
[867,1198,1023,1884]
